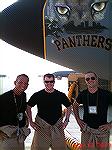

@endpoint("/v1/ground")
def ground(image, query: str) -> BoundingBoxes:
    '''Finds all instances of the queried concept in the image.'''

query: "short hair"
[85,71,98,78]
[16,74,29,81]
[43,73,55,81]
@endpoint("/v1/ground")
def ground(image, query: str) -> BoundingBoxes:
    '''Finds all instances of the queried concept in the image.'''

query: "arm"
[26,105,41,130]
[63,105,71,128]
[65,106,71,121]
[73,101,86,129]
[64,106,71,121]
[26,105,33,123]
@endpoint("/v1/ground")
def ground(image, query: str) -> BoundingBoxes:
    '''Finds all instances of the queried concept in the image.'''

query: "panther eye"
[55,6,70,15]
[91,1,107,12]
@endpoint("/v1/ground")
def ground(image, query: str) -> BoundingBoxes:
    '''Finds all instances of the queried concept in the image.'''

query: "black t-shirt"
[27,89,71,125]
[76,88,112,129]
[0,90,27,128]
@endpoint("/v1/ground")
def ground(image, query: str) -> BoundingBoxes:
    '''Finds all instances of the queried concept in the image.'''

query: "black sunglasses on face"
[44,80,54,83]
[85,77,96,82]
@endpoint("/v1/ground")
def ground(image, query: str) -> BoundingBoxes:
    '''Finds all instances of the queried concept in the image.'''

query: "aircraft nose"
[0,0,45,57]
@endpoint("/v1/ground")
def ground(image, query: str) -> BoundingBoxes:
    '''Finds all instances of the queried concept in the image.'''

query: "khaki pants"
[0,125,30,150]
[81,125,110,150]
[31,115,67,150]
[0,131,24,150]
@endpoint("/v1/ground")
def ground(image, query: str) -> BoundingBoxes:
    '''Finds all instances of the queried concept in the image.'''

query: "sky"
[0,0,18,12]
[0,39,71,95]
[0,40,71,76]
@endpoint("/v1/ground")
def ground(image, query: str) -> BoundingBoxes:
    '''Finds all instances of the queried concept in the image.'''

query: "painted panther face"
[45,0,108,37]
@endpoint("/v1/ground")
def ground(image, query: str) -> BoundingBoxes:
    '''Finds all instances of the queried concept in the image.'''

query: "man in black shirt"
[0,74,30,150]
[27,73,71,150]
[73,71,112,150]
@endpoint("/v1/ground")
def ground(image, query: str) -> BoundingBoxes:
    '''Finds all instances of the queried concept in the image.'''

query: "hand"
[63,118,70,129]
[77,119,86,130]
[0,130,9,140]
[30,121,41,131]
[99,123,111,131]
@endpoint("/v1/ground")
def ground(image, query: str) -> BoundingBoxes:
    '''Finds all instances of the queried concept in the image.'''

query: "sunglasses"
[85,77,96,82]
[44,80,54,83]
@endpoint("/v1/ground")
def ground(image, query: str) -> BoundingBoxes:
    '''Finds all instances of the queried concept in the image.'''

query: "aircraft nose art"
[44,0,112,80]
